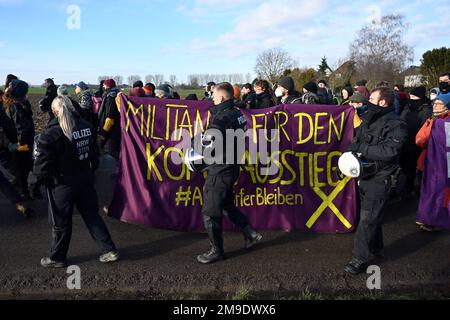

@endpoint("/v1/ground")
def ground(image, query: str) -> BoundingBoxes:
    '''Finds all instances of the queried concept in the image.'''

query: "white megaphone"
[338,152,379,179]
[184,148,207,173]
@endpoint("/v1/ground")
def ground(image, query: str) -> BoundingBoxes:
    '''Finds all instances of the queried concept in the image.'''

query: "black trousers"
[202,170,249,249]
[14,150,33,196]
[47,173,116,261]
[202,170,249,224]
[353,179,390,263]
[0,170,21,204]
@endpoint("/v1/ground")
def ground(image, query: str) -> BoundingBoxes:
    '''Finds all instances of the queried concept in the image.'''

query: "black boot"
[242,226,263,249]
[197,216,225,264]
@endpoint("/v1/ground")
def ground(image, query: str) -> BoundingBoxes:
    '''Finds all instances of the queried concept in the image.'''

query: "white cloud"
[185,0,327,57]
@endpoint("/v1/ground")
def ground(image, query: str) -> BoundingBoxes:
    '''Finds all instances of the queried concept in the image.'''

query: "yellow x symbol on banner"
[306,176,353,229]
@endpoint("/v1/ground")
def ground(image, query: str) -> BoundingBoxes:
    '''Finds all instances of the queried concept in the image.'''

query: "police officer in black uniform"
[196,82,262,264]
[39,78,58,121]
[28,96,119,268]
[344,87,407,274]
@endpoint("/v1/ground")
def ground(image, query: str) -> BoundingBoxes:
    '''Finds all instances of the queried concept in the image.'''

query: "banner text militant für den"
[124,102,346,145]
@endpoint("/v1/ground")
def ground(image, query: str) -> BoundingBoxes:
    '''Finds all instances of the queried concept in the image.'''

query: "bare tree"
[254,48,295,83]
[169,75,177,87]
[153,74,165,86]
[349,14,414,86]
[113,75,123,86]
[188,75,200,88]
[98,76,110,83]
[245,73,253,83]
[145,74,155,84]
[127,75,142,86]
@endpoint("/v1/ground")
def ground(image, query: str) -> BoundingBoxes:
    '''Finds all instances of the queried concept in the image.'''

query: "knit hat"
[436,93,450,107]
[9,80,28,99]
[5,74,18,88]
[77,81,89,91]
[318,80,327,86]
[104,79,116,88]
[342,86,354,97]
[57,85,69,96]
[130,87,146,97]
[349,92,368,104]
[410,86,427,100]
[356,79,367,87]
[133,80,144,88]
[278,76,295,93]
[303,81,318,94]
[430,88,440,95]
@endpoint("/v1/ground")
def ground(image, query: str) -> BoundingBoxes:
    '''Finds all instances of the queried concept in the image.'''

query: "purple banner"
[417,118,450,230]
[109,95,357,233]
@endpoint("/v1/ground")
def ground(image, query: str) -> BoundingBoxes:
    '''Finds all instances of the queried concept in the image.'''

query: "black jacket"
[240,92,257,109]
[317,88,334,105]
[281,94,302,105]
[349,105,408,182]
[0,107,18,145]
[29,118,99,187]
[400,99,432,154]
[6,100,35,147]
[98,88,120,140]
[40,84,58,114]
[200,99,248,176]
[0,107,18,164]
[255,92,275,109]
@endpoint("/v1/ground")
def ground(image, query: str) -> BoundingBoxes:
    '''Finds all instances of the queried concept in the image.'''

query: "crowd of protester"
[0,71,449,269]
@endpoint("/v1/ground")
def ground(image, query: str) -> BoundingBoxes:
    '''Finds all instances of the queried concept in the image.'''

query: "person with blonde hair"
[28,96,119,268]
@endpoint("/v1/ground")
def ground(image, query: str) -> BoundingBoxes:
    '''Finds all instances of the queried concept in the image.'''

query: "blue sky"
[0,0,449,85]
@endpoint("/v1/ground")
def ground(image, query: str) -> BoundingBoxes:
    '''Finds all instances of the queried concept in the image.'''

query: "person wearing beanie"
[275,76,301,105]
[76,81,89,91]
[349,93,368,128]
[98,79,121,160]
[415,92,450,232]
[155,84,173,99]
[303,81,318,94]
[2,80,35,199]
[103,79,116,89]
[133,80,144,88]
[398,86,432,196]
[75,82,95,126]
[355,80,370,99]
[349,92,369,128]
[317,80,334,105]
[302,81,320,105]
[0,104,34,218]
[340,86,353,105]
[57,85,69,97]
[430,88,439,102]
[5,74,18,89]
[39,78,58,121]
[356,79,367,87]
